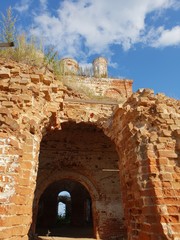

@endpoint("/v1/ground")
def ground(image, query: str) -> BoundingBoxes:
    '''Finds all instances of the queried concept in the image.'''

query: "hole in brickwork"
[58,191,71,219]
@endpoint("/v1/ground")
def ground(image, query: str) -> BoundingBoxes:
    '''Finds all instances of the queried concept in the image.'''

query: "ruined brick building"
[0,56,179,240]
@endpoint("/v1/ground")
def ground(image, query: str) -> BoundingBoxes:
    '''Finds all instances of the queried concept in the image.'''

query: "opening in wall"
[35,179,94,238]
[57,191,71,225]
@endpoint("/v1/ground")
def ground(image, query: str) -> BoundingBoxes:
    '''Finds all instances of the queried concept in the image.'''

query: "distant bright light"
[58,191,71,217]
[58,202,66,217]
[58,191,71,197]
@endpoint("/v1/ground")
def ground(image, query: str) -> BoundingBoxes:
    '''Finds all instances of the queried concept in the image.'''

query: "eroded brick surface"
[104,89,180,240]
[0,59,180,240]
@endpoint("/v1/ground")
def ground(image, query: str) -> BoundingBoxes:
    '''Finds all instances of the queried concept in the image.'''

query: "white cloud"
[14,0,31,12]
[39,0,48,11]
[39,0,48,4]
[29,0,180,58]
[151,26,180,47]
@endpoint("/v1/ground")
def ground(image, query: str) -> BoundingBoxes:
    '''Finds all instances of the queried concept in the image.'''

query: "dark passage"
[36,179,94,238]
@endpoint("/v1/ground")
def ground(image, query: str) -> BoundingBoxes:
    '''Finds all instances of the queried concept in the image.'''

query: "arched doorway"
[36,179,94,238]
[31,122,126,239]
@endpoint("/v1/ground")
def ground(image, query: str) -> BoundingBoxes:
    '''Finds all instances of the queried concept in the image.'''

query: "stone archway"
[104,88,123,101]
[32,171,100,239]
[31,122,125,240]
[35,179,94,238]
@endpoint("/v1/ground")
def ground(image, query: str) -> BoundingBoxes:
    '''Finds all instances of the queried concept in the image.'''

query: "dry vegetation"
[0,7,121,103]
[0,7,61,74]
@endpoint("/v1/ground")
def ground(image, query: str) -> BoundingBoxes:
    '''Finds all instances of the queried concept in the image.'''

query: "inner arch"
[36,179,93,238]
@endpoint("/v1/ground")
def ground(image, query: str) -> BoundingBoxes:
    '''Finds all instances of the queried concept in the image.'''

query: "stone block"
[10,67,20,76]
[43,76,52,85]
[158,150,178,158]
[30,74,40,83]
[9,83,21,91]
[2,101,14,108]
[162,129,172,136]
[9,77,21,84]
[4,117,19,131]
[20,94,32,103]
[20,78,30,85]
[0,67,11,78]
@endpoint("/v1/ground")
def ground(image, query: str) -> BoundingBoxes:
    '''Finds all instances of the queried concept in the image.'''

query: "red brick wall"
[0,59,179,240]
[61,75,133,102]
[105,89,180,240]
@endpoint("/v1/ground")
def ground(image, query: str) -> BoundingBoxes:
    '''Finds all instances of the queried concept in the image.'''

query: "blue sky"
[0,0,180,99]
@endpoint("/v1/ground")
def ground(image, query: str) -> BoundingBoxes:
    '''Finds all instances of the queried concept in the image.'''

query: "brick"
[20,94,32,102]
[0,215,29,227]
[159,173,173,181]
[20,161,33,169]
[161,215,179,223]
[172,181,180,189]
[158,150,178,158]
[2,101,14,107]
[0,67,11,78]
[157,157,169,165]
[171,224,180,233]
[30,74,40,83]
[158,137,169,143]
[22,153,33,161]
[8,205,32,215]
[163,197,180,205]
[15,186,33,195]
[20,78,30,85]
[10,67,20,76]
[9,77,21,83]
[9,83,21,91]
[11,225,29,236]
[0,227,13,238]
[162,129,172,136]
[21,170,31,179]
[163,189,179,197]
[17,177,30,186]
[167,206,180,214]
[161,181,172,188]
[43,77,52,85]
[23,145,33,153]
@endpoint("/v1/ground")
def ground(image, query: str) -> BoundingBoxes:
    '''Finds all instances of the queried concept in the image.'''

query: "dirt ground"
[37,225,95,240]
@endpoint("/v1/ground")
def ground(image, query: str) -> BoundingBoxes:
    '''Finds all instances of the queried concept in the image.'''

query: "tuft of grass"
[0,6,16,43]
[0,7,62,77]
[0,33,62,78]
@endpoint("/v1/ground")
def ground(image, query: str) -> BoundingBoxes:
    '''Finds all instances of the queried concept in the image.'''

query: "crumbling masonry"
[0,57,180,240]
